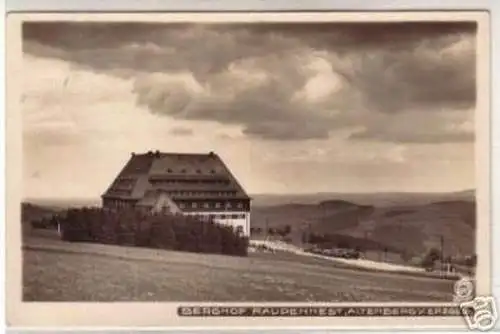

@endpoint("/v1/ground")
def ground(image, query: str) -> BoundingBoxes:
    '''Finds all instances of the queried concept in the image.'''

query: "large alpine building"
[101,151,251,236]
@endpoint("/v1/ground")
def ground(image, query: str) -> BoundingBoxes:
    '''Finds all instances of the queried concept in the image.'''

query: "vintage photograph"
[18,14,483,306]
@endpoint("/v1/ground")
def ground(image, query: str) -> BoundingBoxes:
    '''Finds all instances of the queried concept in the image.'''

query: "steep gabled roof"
[101,152,157,200]
[102,151,250,201]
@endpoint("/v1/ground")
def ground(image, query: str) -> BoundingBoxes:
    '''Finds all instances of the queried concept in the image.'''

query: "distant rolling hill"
[251,193,475,259]
[21,203,62,224]
[23,198,101,210]
[22,191,476,259]
[250,189,475,207]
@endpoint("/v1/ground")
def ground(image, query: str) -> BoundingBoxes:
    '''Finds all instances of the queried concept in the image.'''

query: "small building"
[101,151,251,236]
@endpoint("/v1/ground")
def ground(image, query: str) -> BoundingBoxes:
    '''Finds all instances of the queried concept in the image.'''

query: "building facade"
[101,151,251,236]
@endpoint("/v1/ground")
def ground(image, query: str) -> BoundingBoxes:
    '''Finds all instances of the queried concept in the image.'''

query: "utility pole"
[440,235,445,269]
[308,222,312,244]
[301,222,311,245]
[265,218,269,241]
[364,231,369,257]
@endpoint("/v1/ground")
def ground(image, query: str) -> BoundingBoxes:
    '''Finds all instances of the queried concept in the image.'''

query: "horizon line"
[22,188,475,201]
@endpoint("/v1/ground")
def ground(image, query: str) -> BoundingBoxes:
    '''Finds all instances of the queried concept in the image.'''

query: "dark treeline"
[31,215,60,229]
[250,225,292,237]
[305,232,402,254]
[36,207,248,257]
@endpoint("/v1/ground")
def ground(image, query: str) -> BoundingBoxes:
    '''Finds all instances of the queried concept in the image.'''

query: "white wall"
[183,211,251,237]
[152,193,181,214]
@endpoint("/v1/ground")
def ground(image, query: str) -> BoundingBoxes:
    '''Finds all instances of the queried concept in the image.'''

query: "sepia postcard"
[6,11,492,329]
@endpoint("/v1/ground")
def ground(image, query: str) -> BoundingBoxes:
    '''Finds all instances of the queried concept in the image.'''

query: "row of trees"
[250,225,292,238]
[31,216,59,229]
[301,232,402,254]
[48,207,249,257]
[421,247,477,269]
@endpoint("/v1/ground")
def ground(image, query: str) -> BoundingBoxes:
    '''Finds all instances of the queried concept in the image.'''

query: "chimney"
[131,152,136,156]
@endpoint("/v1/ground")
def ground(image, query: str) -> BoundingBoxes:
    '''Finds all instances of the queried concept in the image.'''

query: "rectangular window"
[203,202,210,209]
[231,214,239,219]
[215,202,222,209]
[192,202,198,208]
[237,202,243,209]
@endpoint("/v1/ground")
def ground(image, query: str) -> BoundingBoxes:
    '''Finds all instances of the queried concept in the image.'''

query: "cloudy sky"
[22,20,476,199]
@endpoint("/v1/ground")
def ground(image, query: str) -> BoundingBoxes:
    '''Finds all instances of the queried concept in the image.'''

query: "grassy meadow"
[23,230,455,302]
[21,192,472,302]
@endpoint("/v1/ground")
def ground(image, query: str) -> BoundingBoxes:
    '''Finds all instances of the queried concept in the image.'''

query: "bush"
[464,254,477,267]
[58,207,248,257]
[31,216,60,230]
[420,247,441,269]
[409,256,423,267]
[400,251,413,263]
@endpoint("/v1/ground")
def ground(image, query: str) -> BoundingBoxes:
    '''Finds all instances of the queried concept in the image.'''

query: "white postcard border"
[4,9,493,330]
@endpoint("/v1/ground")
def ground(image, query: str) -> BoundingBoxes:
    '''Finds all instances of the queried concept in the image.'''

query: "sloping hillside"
[251,201,374,238]
[22,193,476,259]
[341,201,476,256]
[251,198,475,258]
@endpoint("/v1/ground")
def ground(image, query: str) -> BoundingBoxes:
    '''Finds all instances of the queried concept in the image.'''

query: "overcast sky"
[22,21,476,199]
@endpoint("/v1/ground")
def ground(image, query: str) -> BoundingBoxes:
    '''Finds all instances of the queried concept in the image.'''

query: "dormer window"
[167,168,173,173]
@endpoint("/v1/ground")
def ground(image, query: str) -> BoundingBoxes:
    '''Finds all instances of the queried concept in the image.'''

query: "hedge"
[58,207,248,257]
[30,216,59,230]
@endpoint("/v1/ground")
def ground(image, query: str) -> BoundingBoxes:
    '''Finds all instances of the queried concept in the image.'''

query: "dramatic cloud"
[23,21,477,143]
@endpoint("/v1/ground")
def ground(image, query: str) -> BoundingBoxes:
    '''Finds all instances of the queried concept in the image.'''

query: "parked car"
[305,246,360,260]
[304,246,323,255]
[323,248,360,259]
[342,248,361,259]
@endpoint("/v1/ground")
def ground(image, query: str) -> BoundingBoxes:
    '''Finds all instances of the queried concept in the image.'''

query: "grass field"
[23,231,456,302]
